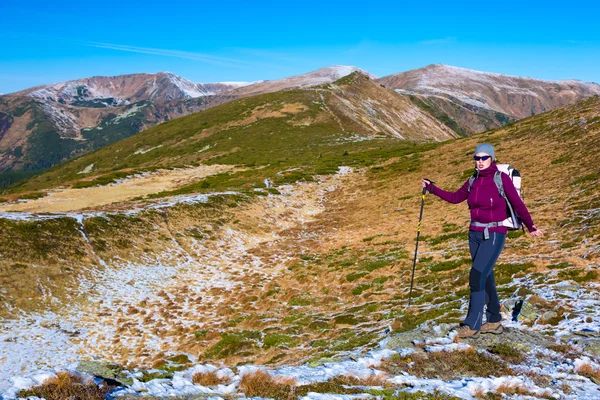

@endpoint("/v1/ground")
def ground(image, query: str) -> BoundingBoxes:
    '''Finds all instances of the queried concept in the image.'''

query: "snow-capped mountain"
[17,72,251,106]
[229,66,378,97]
[377,64,600,134]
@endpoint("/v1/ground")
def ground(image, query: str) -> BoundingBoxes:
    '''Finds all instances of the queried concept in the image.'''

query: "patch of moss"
[429,258,470,272]
[204,330,260,359]
[426,231,465,245]
[558,268,598,283]
[332,332,379,351]
[346,271,369,282]
[393,308,449,333]
[138,370,172,382]
[263,334,299,348]
[487,343,524,364]
[547,262,569,269]
[352,283,374,296]
[194,330,208,339]
[495,262,536,278]
[372,276,389,285]
[288,295,314,306]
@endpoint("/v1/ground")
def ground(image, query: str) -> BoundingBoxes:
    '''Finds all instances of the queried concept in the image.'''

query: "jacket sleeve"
[429,180,470,204]
[501,173,535,231]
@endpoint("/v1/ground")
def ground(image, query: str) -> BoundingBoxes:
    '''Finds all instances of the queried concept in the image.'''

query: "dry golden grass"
[0,164,236,213]
[576,362,600,382]
[239,370,298,399]
[17,371,109,400]
[471,387,486,399]
[336,373,392,388]
[495,382,552,399]
[238,370,390,399]
[192,371,232,386]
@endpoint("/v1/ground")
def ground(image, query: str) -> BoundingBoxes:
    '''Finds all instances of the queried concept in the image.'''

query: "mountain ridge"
[3,72,456,195]
[2,63,600,183]
[377,64,600,134]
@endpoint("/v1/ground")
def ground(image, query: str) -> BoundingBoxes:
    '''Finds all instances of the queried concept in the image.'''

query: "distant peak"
[319,65,378,80]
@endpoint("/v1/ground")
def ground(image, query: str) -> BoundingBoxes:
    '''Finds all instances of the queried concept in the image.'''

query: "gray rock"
[384,323,454,351]
[503,299,539,324]
[77,360,133,386]
[567,337,600,356]
[461,327,554,351]
[386,323,555,354]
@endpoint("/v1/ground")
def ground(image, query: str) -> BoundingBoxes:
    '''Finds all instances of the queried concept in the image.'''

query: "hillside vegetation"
[4,73,454,197]
[0,86,598,397]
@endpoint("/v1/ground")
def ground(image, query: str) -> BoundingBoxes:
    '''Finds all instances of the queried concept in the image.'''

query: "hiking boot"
[456,324,480,339]
[480,321,503,334]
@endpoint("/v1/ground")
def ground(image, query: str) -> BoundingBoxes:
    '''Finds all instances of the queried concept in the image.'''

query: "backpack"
[467,164,522,230]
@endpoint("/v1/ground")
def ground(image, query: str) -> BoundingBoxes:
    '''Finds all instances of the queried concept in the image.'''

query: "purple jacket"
[428,163,535,234]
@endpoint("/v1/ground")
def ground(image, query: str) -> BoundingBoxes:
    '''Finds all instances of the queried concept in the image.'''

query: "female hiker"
[421,143,544,338]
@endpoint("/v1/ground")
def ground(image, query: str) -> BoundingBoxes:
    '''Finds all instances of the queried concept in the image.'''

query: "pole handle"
[422,178,434,195]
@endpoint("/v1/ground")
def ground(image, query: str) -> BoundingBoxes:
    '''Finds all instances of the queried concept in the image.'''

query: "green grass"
[572,173,597,185]
[8,76,445,195]
[16,191,46,200]
[426,231,465,245]
[346,271,369,282]
[428,258,470,272]
[204,330,261,358]
[263,334,299,348]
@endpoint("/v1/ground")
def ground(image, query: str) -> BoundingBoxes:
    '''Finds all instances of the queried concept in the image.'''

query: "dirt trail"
[0,165,236,213]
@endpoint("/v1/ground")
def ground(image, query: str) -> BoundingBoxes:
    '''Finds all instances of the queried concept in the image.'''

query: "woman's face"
[474,152,493,170]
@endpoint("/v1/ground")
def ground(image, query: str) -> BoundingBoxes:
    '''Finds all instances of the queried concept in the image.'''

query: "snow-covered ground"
[3,275,600,399]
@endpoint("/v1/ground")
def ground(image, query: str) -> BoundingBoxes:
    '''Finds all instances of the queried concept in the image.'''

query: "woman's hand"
[530,225,544,237]
[421,179,431,189]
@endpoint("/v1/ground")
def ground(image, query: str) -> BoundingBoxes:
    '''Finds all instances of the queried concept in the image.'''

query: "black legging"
[463,230,506,330]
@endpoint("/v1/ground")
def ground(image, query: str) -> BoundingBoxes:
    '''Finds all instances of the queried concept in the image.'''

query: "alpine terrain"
[378,64,600,135]
[0,66,373,185]
[0,71,599,399]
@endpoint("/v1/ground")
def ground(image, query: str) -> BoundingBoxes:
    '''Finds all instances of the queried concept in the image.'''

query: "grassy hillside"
[4,73,454,197]
[0,94,229,186]
[0,92,598,394]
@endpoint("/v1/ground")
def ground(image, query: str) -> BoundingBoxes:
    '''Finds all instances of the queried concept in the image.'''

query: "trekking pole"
[408,179,432,306]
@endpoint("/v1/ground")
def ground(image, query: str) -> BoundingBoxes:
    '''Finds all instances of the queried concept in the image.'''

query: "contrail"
[85,41,277,69]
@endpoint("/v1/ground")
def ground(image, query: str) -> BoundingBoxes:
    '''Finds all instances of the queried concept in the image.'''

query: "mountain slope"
[0,67,374,180]
[0,93,234,182]
[5,72,455,195]
[0,73,248,180]
[378,64,600,134]
[0,94,598,393]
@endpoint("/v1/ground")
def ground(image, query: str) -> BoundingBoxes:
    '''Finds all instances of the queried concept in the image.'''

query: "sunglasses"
[473,155,492,161]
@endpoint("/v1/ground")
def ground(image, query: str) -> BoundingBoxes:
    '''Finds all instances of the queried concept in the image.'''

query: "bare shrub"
[192,371,232,386]
[17,371,109,400]
[239,370,297,399]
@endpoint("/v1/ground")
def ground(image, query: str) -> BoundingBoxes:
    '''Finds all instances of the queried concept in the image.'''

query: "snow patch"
[133,144,163,155]
[77,163,95,174]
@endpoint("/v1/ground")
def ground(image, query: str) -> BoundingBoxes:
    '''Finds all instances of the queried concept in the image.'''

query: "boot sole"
[458,331,480,339]
[481,326,503,335]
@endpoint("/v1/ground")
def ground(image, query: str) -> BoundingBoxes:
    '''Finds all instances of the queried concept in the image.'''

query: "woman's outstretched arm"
[421,179,470,204]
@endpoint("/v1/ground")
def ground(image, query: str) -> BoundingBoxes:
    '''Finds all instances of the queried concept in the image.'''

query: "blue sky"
[1,0,599,93]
